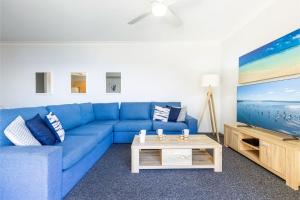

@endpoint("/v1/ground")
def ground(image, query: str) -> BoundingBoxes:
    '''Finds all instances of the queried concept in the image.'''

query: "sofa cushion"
[46,104,81,131]
[67,124,113,143]
[152,121,188,132]
[93,103,119,120]
[88,120,119,126]
[120,102,151,120]
[79,103,95,125]
[0,106,48,146]
[151,102,181,118]
[114,120,152,132]
[55,135,98,170]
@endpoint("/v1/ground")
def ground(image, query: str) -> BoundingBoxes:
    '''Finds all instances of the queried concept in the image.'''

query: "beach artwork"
[237,78,300,137]
[239,29,300,84]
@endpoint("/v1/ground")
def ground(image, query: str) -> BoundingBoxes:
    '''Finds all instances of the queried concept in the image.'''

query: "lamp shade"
[201,74,220,87]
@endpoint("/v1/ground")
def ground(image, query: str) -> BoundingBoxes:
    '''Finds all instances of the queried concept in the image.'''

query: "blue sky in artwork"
[239,29,300,67]
[237,78,300,101]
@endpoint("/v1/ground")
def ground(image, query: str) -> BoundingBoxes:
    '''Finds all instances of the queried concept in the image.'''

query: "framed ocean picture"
[239,29,300,84]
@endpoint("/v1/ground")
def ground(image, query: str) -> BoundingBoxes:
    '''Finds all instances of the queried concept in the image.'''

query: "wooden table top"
[132,134,222,149]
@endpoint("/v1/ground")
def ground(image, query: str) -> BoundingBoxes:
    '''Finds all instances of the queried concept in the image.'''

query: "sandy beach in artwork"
[239,29,300,84]
[239,45,300,83]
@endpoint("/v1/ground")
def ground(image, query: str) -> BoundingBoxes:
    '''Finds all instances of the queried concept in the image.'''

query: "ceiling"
[0,0,274,42]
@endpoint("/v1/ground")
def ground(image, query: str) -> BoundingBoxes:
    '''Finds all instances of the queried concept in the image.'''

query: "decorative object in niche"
[106,72,121,93]
[71,72,86,93]
[35,72,51,94]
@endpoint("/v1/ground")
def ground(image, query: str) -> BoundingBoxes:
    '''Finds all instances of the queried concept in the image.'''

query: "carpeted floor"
[65,137,300,200]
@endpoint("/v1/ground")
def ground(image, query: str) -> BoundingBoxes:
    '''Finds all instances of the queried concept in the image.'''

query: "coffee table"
[131,134,222,173]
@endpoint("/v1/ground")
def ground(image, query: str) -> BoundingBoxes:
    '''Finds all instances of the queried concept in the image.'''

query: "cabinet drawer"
[271,145,286,175]
[260,140,286,176]
[260,140,271,167]
[162,149,192,166]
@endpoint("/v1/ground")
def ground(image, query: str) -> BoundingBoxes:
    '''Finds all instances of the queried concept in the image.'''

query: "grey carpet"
[65,136,300,200]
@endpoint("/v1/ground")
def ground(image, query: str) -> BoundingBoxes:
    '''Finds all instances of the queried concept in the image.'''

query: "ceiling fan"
[128,0,182,26]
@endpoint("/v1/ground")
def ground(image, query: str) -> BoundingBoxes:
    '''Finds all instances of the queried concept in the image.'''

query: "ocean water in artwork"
[237,78,300,137]
[239,28,300,83]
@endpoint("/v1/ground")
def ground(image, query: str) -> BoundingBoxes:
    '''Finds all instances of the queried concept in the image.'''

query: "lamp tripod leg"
[208,89,220,143]
[198,93,209,130]
[210,93,220,143]
[208,97,214,135]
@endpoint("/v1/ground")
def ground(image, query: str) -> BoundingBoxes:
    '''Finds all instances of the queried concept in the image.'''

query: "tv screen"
[237,77,300,137]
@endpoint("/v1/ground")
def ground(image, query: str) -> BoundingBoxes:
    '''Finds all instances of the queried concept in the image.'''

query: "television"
[237,77,300,138]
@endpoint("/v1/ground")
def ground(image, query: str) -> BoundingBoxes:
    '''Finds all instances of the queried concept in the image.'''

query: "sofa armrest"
[0,146,63,200]
[185,115,198,133]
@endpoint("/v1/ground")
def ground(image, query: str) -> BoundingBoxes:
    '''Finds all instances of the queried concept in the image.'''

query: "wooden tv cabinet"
[224,124,300,190]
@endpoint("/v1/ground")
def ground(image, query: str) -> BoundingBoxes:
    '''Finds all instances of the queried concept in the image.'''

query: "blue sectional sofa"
[0,102,197,200]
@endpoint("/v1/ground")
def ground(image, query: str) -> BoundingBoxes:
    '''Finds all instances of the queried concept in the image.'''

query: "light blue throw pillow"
[45,112,65,142]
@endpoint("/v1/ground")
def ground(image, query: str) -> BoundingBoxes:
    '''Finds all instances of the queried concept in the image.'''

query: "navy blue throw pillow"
[25,114,56,145]
[167,106,181,122]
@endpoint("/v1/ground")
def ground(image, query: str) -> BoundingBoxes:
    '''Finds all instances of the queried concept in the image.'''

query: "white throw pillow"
[153,106,170,122]
[4,116,41,146]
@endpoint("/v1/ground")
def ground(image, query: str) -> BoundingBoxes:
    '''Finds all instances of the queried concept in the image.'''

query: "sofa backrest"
[150,102,181,119]
[79,103,95,125]
[46,104,81,131]
[120,102,151,120]
[93,103,119,120]
[0,106,48,146]
[0,101,183,146]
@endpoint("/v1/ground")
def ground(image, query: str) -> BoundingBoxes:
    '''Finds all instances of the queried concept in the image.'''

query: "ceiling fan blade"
[163,0,180,6]
[128,12,151,25]
[167,7,182,26]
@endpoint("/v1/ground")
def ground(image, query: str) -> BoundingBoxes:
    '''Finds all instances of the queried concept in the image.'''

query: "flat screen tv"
[237,77,300,138]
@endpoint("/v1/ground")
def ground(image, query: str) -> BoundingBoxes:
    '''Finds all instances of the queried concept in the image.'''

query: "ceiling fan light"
[152,2,167,17]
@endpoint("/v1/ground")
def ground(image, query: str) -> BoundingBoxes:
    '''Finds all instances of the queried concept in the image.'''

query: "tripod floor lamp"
[199,74,220,143]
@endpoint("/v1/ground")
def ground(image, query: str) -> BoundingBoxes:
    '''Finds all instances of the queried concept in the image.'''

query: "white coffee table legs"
[214,147,222,172]
[131,147,139,173]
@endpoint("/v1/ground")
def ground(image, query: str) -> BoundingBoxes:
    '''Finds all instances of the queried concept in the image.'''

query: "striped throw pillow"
[153,106,170,122]
[4,116,41,146]
[45,112,65,142]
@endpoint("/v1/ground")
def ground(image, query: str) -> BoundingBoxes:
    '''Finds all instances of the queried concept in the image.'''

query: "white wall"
[220,0,300,132]
[0,42,221,132]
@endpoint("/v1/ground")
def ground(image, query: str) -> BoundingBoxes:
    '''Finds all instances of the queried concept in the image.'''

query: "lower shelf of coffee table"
[139,149,214,169]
